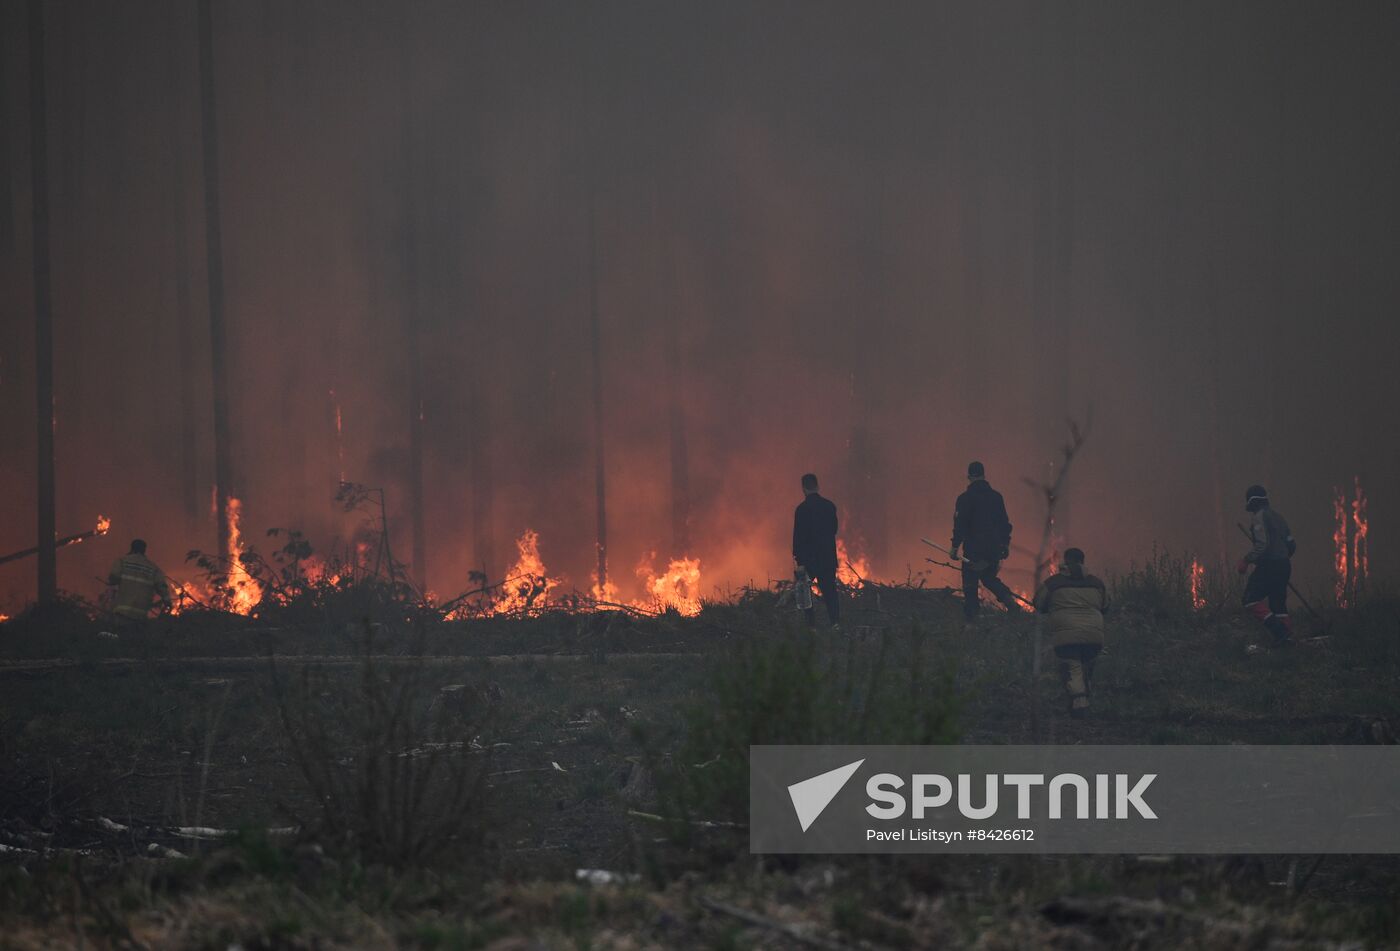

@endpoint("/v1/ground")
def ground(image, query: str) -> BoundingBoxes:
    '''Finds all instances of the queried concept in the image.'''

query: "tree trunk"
[29,0,57,605]
[399,8,426,590]
[167,1,200,528]
[197,0,233,559]
[588,188,609,592]
[653,182,690,556]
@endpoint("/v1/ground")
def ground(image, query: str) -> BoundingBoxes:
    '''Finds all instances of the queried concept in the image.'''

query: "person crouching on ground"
[1033,547,1108,718]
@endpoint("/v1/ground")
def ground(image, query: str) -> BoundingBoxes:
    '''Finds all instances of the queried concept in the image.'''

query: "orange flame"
[225,497,263,615]
[636,554,703,616]
[836,538,870,587]
[0,613,10,624]
[491,529,560,615]
[1334,486,1350,608]
[95,515,111,536]
[1351,476,1369,597]
[1190,559,1205,610]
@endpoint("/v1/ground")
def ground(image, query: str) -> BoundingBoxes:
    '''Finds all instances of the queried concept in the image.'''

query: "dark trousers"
[1243,559,1292,642]
[803,566,841,626]
[961,559,1020,619]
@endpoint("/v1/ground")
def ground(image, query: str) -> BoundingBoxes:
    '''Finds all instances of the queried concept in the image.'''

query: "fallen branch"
[698,896,858,951]
[626,809,745,830]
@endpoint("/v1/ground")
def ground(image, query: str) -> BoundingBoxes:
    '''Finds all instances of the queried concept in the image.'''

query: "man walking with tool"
[950,461,1021,625]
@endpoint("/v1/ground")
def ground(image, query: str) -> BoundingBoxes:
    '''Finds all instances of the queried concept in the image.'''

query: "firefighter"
[950,461,1021,624]
[106,539,170,624]
[792,473,841,629]
[1034,547,1108,717]
[1238,485,1295,646]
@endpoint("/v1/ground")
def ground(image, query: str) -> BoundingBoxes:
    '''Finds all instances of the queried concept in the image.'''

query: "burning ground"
[2,564,1400,948]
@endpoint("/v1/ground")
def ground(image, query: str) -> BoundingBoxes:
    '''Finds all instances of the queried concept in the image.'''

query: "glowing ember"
[1351,476,1369,597]
[836,538,870,587]
[1334,485,1350,608]
[225,497,263,615]
[491,529,560,615]
[636,554,703,616]
[95,515,111,535]
[1190,559,1205,609]
[0,614,9,624]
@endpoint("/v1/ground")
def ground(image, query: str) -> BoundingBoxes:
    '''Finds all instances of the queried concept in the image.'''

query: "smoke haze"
[2,1,1397,608]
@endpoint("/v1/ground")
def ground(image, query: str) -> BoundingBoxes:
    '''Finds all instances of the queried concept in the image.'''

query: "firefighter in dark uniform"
[950,461,1021,622]
[1034,547,1109,717]
[792,473,841,629]
[1239,485,1295,646]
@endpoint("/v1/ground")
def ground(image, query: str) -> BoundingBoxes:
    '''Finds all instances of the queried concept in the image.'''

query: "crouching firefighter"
[1239,485,1295,646]
[106,539,171,626]
[1034,547,1108,718]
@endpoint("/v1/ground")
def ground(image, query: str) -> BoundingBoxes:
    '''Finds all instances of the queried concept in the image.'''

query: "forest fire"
[1334,487,1349,607]
[1352,476,1369,595]
[490,529,560,616]
[636,554,703,616]
[1190,559,1206,609]
[224,497,263,615]
[1334,478,1370,608]
[836,538,870,587]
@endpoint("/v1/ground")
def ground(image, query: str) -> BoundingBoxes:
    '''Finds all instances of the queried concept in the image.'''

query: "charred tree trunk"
[469,364,494,583]
[197,0,233,559]
[167,1,200,528]
[846,170,890,569]
[399,9,427,591]
[588,188,609,592]
[29,0,57,605]
[652,183,690,556]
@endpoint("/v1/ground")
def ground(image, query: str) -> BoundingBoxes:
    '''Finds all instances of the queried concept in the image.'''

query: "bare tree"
[1023,415,1090,740]
[399,6,427,591]
[197,0,234,559]
[29,0,57,605]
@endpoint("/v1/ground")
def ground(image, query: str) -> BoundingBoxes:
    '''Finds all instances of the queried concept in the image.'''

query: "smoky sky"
[2,0,1398,608]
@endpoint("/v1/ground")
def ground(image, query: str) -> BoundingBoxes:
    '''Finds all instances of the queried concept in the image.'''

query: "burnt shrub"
[271,621,495,869]
[649,619,960,841]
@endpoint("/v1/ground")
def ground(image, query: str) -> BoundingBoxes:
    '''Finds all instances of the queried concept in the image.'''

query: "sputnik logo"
[787,759,864,832]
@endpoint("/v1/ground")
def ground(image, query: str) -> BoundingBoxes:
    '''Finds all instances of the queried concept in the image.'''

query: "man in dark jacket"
[1239,484,1295,646]
[951,461,1021,622]
[1034,547,1108,717]
[793,473,841,628]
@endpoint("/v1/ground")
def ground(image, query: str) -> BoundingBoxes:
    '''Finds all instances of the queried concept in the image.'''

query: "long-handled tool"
[1234,522,1321,620]
[0,516,111,567]
[920,538,1034,608]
